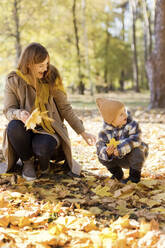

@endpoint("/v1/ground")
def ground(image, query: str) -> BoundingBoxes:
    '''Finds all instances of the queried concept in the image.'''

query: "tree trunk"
[81,0,93,95]
[104,13,110,86]
[146,54,156,108]
[119,71,125,91]
[130,0,139,92]
[148,4,153,55]
[13,0,22,64]
[72,0,84,94]
[146,0,165,108]
[142,0,153,62]
[120,5,126,91]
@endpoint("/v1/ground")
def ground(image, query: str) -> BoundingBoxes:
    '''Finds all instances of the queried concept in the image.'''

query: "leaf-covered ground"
[0,106,165,248]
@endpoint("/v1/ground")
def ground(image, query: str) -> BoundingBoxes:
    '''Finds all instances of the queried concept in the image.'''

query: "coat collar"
[15,69,31,85]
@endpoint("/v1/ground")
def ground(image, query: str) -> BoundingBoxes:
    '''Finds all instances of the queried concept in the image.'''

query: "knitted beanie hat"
[96,97,124,124]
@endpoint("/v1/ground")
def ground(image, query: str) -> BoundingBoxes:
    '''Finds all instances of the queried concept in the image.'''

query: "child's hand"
[114,148,119,157]
[106,144,114,156]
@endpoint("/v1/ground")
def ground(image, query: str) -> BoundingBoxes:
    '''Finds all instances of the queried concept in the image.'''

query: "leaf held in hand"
[25,108,53,131]
[107,138,120,148]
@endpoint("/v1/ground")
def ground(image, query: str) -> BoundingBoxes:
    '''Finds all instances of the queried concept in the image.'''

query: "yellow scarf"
[16,69,66,134]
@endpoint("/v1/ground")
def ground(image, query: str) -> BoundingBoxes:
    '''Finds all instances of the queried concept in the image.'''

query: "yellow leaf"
[49,223,66,235]
[107,138,120,148]
[83,219,98,232]
[63,198,86,204]
[0,195,9,208]
[25,108,54,131]
[150,207,165,214]
[152,193,165,202]
[18,217,31,228]
[75,209,94,217]
[100,227,117,240]
[114,185,135,198]
[31,215,49,227]
[89,207,102,215]
[0,215,9,227]
[75,203,80,209]
[139,179,159,188]
[91,185,112,197]
[61,178,75,183]
[29,230,59,244]
[85,176,97,187]
[53,202,63,213]
[111,215,132,229]
[139,219,151,237]
[116,205,131,215]
[139,198,159,208]
[25,108,42,130]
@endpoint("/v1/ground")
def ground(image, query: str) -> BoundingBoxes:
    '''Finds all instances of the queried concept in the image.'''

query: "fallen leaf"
[91,185,112,197]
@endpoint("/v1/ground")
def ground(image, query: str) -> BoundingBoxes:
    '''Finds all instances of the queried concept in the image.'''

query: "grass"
[0,89,150,112]
[68,91,150,110]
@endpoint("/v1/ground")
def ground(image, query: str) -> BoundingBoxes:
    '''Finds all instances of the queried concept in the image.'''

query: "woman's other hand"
[20,110,30,124]
[81,131,96,145]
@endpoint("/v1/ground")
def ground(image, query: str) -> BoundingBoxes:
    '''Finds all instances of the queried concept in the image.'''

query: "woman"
[2,42,96,181]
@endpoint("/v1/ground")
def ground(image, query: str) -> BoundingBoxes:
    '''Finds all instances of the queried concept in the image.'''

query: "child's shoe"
[121,168,141,184]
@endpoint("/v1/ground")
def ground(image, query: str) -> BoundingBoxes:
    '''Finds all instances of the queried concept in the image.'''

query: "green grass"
[0,89,150,112]
[68,91,150,110]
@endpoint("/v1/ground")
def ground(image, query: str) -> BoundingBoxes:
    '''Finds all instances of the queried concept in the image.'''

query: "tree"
[104,9,111,88]
[0,0,54,68]
[129,0,139,92]
[117,1,129,91]
[72,0,85,94]
[146,0,165,108]
[81,0,93,95]
[0,0,22,65]
[142,0,153,62]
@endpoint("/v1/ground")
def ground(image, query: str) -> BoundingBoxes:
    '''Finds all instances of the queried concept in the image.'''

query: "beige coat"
[2,71,85,175]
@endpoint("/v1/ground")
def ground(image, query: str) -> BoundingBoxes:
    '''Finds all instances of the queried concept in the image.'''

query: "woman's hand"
[81,131,96,145]
[20,110,30,124]
[106,144,114,157]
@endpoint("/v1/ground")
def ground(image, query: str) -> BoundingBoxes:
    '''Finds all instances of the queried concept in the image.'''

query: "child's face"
[112,107,127,128]
[31,56,49,79]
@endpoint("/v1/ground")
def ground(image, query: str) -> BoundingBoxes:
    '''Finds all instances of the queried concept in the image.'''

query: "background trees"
[146,0,165,108]
[0,0,163,108]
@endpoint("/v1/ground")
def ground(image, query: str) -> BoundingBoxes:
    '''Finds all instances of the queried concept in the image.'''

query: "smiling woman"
[33,56,49,79]
[1,42,96,181]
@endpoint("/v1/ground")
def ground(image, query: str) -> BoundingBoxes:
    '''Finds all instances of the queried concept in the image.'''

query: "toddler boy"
[96,98,148,183]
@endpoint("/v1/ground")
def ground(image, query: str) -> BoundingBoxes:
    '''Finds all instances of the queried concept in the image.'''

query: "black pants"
[99,147,147,181]
[99,147,146,172]
[7,120,62,168]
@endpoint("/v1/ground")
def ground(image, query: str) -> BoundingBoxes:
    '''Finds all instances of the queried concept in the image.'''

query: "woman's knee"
[7,120,24,136]
[32,135,57,157]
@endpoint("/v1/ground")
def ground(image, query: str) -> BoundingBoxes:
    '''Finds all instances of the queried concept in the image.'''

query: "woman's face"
[32,56,49,79]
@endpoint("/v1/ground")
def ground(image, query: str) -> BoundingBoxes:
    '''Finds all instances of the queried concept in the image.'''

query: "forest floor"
[0,91,165,247]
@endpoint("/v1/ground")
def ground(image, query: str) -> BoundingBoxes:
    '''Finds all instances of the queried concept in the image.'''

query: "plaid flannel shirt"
[96,111,148,163]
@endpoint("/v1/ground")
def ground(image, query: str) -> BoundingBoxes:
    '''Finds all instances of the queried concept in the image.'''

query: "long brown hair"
[17,42,50,82]
[17,42,61,88]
